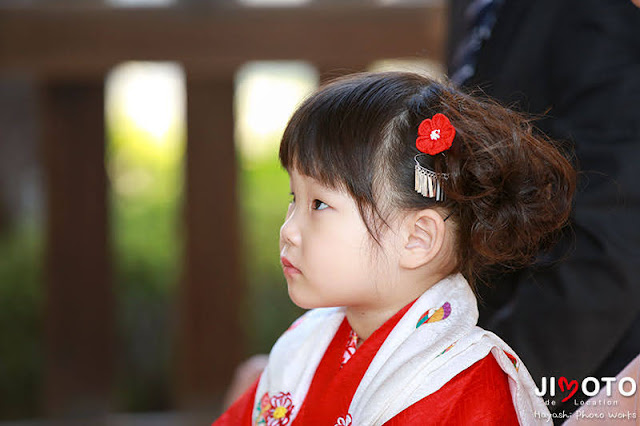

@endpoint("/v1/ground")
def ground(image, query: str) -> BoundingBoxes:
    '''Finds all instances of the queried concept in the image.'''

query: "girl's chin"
[287,291,316,310]
[287,286,331,310]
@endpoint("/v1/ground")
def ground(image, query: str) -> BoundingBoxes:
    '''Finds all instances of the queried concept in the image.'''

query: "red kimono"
[214,301,519,425]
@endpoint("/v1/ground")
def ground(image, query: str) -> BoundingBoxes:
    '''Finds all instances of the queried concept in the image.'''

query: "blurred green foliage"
[106,118,183,412]
[0,219,43,420]
[0,63,307,419]
[0,123,302,421]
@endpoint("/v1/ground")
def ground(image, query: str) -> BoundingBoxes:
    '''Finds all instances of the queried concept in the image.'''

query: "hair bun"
[440,93,576,281]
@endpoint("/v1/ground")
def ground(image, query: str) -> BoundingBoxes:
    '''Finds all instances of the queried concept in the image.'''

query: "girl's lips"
[281,256,301,276]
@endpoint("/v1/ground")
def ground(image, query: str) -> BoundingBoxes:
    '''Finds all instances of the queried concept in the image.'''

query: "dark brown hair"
[279,71,576,288]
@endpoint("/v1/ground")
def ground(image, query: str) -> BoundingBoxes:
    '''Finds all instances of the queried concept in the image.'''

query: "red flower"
[416,113,456,155]
[267,392,294,426]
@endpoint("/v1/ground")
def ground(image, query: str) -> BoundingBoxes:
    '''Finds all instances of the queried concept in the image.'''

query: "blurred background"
[0,0,445,424]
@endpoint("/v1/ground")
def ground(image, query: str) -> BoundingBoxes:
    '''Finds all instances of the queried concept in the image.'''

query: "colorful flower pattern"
[416,302,452,328]
[341,329,359,368]
[504,350,519,371]
[255,391,294,426]
[255,392,271,424]
[436,342,456,358]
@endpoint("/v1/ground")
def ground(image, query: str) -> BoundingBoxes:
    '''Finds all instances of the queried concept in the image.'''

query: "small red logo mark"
[558,376,579,402]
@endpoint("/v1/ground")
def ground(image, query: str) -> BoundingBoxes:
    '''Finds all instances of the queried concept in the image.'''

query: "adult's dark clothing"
[448,0,640,419]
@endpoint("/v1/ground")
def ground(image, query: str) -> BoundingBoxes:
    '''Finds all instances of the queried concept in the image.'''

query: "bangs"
[279,73,413,194]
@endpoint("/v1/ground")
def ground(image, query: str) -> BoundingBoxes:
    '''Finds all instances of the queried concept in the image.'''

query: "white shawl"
[254,273,552,425]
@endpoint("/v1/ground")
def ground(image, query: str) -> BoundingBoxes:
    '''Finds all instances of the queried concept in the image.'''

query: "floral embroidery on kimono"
[341,329,359,368]
[334,413,352,426]
[504,350,519,371]
[255,391,294,426]
[416,301,451,328]
[436,342,456,358]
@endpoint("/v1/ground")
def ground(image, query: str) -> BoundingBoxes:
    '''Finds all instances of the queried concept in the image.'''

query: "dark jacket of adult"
[447,0,640,416]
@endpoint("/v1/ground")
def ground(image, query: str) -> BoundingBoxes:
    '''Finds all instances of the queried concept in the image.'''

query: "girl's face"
[279,169,398,310]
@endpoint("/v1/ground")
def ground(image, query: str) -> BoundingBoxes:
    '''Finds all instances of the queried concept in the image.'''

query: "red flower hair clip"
[416,113,456,155]
[413,113,454,201]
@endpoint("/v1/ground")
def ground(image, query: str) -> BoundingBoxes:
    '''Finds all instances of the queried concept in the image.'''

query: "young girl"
[215,71,575,425]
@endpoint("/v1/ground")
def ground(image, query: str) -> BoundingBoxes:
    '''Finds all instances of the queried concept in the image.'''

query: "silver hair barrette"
[414,154,449,201]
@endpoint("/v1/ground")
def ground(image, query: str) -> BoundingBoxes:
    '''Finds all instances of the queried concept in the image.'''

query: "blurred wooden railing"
[0,1,445,421]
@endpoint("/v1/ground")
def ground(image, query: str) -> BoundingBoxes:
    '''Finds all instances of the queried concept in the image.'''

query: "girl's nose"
[280,205,301,247]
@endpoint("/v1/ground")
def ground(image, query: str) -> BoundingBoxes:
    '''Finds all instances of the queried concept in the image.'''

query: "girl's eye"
[313,199,329,211]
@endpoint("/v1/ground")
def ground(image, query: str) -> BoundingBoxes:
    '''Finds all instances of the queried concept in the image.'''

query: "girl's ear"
[399,209,447,270]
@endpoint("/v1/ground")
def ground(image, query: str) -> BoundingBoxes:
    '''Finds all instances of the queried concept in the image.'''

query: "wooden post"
[176,71,244,411]
[40,79,114,418]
